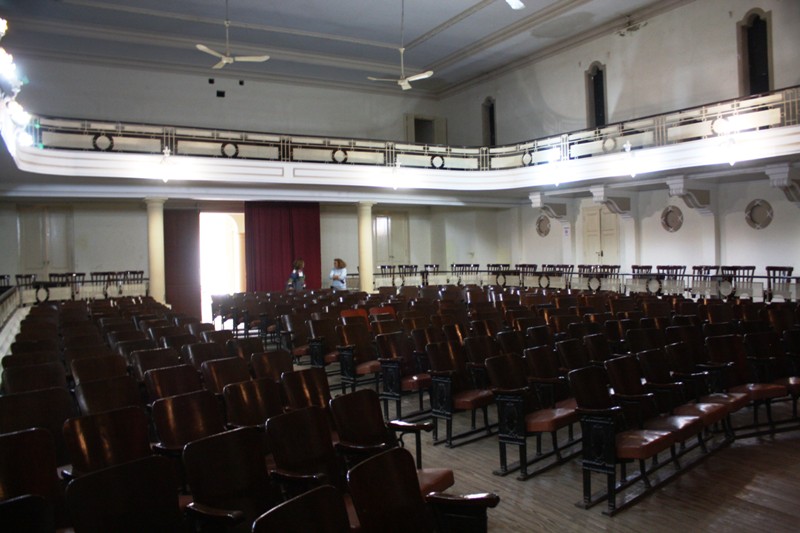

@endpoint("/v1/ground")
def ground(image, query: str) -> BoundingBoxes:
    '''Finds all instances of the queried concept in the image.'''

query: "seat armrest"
[387,419,434,434]
[152,442,183,458]
[185,501,245,528]
[426,491,501,533]
[426,491,501,508]
[335,441,390,456]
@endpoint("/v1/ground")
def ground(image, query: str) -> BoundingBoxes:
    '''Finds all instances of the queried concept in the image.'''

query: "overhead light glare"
[16,130,33,147]
[505,0,525,10]
[7,100,29,126]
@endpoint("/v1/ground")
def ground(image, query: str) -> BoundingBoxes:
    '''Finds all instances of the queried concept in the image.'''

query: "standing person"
[329,258,347,290]
[287,259,305,291]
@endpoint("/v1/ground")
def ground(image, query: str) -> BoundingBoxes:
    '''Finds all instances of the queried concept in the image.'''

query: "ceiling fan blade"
[367,76,398,82]
[196,43,225,59]
[212,59,228,69]
[399,79,412,91]
[233,55,270,63]
[405,70,433,83]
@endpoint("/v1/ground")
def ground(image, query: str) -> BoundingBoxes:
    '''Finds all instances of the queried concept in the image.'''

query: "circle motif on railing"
[332,149,348,163]
[646,277,663,295]
[221,142,239,158]
[745,199,773,230]
[718,279,734,298]
[92,133,114,151]
[601,137,618,153]
[522,152,533,166]
[538,274,550,289]
[35,285,50,303]
[587,276,601,292]
[431,155,445,169]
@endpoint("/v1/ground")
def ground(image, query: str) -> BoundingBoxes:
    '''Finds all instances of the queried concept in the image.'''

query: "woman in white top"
[329,258,347,290]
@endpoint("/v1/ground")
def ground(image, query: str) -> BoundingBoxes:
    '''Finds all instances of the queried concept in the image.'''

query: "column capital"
[144,197,167,208]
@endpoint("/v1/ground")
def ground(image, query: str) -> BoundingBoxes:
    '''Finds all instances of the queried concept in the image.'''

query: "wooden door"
[18,205,74,279]
[582,205,619,265]
[373,213,409,266]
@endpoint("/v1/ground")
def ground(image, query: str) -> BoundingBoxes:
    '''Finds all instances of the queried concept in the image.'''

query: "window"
[586,63,607,128]
[738,11,771,96]
[482,97,497,147]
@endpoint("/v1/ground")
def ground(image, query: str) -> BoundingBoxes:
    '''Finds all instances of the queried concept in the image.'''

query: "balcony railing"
[26,86,800,173]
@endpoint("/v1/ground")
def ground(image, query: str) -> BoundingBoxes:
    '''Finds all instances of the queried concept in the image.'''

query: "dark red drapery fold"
[244,202,321,292]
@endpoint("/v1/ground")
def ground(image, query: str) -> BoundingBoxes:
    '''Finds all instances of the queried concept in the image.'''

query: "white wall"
[440,0,800,146]
[0,203,18,277]
[17,58,440,142]
[0,200,148,278]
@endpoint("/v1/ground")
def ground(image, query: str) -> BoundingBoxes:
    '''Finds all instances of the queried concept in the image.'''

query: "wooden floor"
[330,373,800,532]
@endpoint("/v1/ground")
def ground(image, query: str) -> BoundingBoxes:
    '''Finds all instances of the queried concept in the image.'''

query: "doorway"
[582,205,619,265]
[199,213,244,323]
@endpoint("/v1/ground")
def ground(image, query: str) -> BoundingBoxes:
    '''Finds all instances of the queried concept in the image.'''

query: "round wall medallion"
[332,149,348,163]
[745,199,773,230]
[535,215,551,237]
[660,205,684,233]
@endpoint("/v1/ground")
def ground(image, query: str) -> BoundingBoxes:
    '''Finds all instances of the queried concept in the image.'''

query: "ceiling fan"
[367,0,433,91]
[196,0,269,69]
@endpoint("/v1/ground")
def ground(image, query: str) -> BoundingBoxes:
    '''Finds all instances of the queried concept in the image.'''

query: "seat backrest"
[0,387,77,466]
[336,323,376,364]
[250,350,294,382]
[374,331,416,372]
[567,365,614,411]
[0,428,64,522]
[182,341,226,371]
[74,375,144,415]
[625,327,666,354]
[526,324,553,349]
[226,336,265,360]
[347,447,432,533]
[556,337,591,371]
[604,355,647,396]
[308,318,340,353]
[410,326,444,355]
[1,362,67,394]
[329,389,395,454]
[463,334,502,365]
[183,427,280,525]
[201,329,234,346]
[265,406,344,491]
[70,355,128,386]
[485,353,528,390]
[143,364,203,403]
[115,338,158,362]
[65,455,182,533]
[160,332,199,350]
[147,325,185,343]
[1,351,60,369]
[251,484,350,533]
[281,367,332,411]
[200,356,252,394]
[130,347,182,382]
[151,389,226,450]
[495,329,526,356]
[63,406,152,477]
[223,377,284,428]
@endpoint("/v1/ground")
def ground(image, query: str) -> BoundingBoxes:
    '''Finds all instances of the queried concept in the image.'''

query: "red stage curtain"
[244,202,321,292]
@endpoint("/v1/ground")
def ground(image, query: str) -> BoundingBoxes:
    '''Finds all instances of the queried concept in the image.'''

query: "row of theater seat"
[0,297,501,531]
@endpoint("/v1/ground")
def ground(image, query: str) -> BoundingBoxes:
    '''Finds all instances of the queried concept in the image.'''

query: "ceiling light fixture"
[505,0,525,10]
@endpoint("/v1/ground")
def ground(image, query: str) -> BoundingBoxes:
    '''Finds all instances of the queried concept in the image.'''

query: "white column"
[145,198,167,303]
[357,202,374,292]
